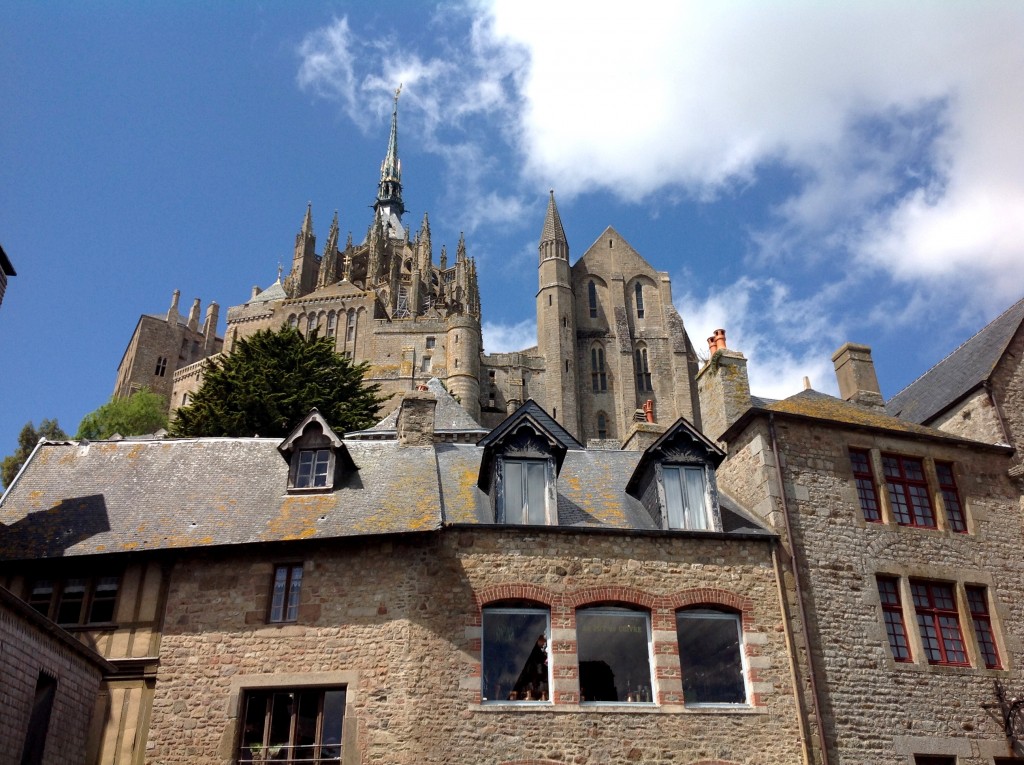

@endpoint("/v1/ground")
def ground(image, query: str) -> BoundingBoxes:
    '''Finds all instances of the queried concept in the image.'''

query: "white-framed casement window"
[296,449,331,489]
[676,608,747,705]
[577,607,654,703]
[481,606,551,703]
[237,687,345,765]
[661,464,711,530]
[500,457,550,525]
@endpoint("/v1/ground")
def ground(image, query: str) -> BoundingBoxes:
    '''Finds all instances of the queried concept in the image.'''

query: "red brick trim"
[566,585,657,609]
[500,761,566,765]
[474,584,556,609]
[667,587,752,613]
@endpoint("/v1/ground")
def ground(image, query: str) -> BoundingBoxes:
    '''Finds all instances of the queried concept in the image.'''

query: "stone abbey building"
[113,91,701,445]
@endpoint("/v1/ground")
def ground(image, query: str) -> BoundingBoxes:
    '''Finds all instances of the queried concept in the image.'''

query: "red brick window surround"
[268,564,303,623]
[911,580,968,665]
[482,606,551,703]
[882,455,936,528]
[876,576,912,662]
[935,462,967,533]
[849,448,881,522]
[966,586,1001,669]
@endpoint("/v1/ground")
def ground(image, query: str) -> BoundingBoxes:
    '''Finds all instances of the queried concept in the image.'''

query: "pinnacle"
[541,190,567,244]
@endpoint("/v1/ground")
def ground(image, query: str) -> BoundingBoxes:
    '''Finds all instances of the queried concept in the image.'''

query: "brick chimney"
[696,328,751,443]
[832,343,884,410]
[396,390,437,446]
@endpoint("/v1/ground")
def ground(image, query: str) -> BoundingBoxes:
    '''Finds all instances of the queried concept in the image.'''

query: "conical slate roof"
[541,190,567,244]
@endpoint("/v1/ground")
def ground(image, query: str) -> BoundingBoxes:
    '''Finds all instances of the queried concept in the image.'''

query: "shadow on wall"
[0,495,111,558]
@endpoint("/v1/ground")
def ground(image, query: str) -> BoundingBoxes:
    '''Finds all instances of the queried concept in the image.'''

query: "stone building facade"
[0,386,810,765]
[113,92,700,444]
[0,586,113,765]
[698,335,1024,764]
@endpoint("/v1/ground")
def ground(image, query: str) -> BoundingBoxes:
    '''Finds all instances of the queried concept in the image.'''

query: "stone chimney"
[621,421,667,452]
[251,285,260,300]
[396,390,437,446]
[696,328,751,443]
[832,343,884,410]
[187,298,201,332]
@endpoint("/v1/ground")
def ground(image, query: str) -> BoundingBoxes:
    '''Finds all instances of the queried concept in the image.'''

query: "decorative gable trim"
[477,400,582,491]
[277,409,356,492]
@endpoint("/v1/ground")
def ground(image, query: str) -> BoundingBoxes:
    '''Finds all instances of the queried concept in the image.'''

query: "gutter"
[769,413,831,765]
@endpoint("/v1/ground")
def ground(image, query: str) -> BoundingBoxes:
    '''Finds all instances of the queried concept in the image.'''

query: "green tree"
[171,326,383,438]
[76,388,169,440]
[1,418,68,488]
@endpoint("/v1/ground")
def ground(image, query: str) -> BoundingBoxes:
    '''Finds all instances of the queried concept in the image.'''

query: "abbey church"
[112,92,701,444]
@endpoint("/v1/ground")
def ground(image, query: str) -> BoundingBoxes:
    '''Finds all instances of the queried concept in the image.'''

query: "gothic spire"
[302,202,314,237]
[539,190,568,263]
[374,85,405,230]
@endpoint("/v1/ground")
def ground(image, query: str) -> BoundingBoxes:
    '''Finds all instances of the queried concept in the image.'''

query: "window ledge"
[884,660,1010,677]
[285,486,334,495]
[470,703,767,715]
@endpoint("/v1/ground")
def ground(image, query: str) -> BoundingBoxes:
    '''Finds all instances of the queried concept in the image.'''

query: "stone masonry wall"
[928,388,1004,448]
[991,320,1024,471]
[0,594,107,765]
[146,528,806,765]
[729,416,1024,764]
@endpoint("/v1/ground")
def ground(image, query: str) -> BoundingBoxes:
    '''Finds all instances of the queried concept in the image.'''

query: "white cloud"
[482,319,536,354]
[484,1,1024,307]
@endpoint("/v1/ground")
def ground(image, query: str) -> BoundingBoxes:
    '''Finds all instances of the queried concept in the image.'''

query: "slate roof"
[350,378,487,438]
[0,433,772,561]
[251,278,288,304]
[723,388,1011,451]
[886,297,1024,424]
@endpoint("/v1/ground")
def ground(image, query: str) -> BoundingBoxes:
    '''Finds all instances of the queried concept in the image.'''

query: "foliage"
[1,419,68,488]
[170,326,383,438]
[76,388,169,440]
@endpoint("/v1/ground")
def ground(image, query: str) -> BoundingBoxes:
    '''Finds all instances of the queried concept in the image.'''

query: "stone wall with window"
[144,527,804,765]
[719,412,1024,764]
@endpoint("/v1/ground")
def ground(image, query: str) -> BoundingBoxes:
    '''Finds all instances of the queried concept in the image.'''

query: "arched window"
[577,606,652,703]
[676,608,746,705]
[635,282,645,319]
[326,312,337,337]
[596,412,608,439]
[482,603,551,703]
[307,313,320,337]
[635,346,652,391]
[288,314,298,329]
[591,345,607,392]
[588,281,598,318]
[346,311,356,342]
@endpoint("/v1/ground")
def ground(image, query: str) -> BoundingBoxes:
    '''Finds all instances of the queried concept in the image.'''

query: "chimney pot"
[713,328,727,352]
[643,399,655,423]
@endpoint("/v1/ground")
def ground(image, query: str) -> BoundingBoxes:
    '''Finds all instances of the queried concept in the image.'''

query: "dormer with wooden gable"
[277,409,356,492]
[477,400,583,525]
[625,417,726,531]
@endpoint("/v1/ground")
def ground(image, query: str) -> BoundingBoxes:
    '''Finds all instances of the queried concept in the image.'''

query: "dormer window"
[296,448,331,488]
[477,400,584,527]
[278,409,354,493]
[662,464,711,530]
[626,418,725,532]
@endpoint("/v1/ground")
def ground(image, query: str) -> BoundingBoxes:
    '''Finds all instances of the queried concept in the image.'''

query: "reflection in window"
[238,688,345,765]
[482,607,550,702]
[663,465,708,530]
[677,609,746,704]
[269,564,303,624]
[502,458,548,525]
[296,449,331,488]
[577,608,652,703]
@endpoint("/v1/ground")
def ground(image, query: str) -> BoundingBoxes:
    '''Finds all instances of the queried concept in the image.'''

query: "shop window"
[591,345,607,392]
[662,465,710,530]
[935,462,967,532]
[577,607,652,703]
[27,574,120,626]
[883,455,936,528]
[966,586,1001,669]
[500,458,549,525]
[238,688,345,765]
[269,564,303,624]
[849,448,881,522]
[911,580,968,665]
[481,606,550,702]
[676,608,746,704]
[876,576,912,662]
[588,280,598,318]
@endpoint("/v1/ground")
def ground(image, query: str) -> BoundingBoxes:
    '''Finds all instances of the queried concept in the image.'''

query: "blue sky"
[2,1,1023,456]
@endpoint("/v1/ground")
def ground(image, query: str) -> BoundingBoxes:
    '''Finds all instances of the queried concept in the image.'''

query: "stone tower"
[536,191,580,437]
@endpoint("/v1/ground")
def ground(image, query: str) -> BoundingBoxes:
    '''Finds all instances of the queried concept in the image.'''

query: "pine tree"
[1,419,68,488]
[170,326,383,438]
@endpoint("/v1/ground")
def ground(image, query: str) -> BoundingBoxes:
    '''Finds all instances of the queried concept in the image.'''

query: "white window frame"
[481,607,552,704]
[660,464,712,530]
[295,448,332,489]
[499,457,553,525]
[676,608,749,707]
[576,607,655,705]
